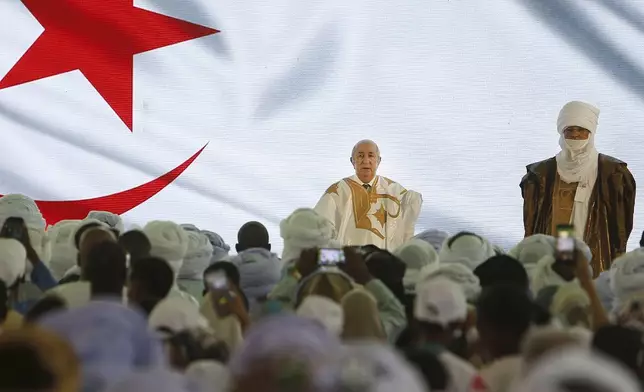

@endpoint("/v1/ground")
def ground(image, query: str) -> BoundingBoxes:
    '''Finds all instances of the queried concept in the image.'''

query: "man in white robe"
[314,140,422,250]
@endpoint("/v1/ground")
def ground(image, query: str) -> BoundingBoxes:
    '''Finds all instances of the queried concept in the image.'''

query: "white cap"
[0,238,27,287]
[557,101,600,134]
[414,277,467,326]
[296,295,344,336]
[148,297,208,336]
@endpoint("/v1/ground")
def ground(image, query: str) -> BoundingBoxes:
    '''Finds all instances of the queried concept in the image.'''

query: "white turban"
[412,229,450,252]
[47,220,81,280]
[296,295,344,336]
[419,262,481,302]
[185,361,230,392]
[148,297,207,336]
[394,239,439,294]
[516,349,640,392]
[143,221,189,276]
[86,211,124,234]
[0,238,27,287]
[178,230,213,280]
[201,230,231,263]
[610,248,644,306]
[0,194,45,230]
[550,282,591,328]
[280,208,337,263]
[557,101,600,135]
[439,233,496,270]
[508,234,556,274]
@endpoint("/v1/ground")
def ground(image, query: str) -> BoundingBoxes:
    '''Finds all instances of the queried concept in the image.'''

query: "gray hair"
[351,140,380,158]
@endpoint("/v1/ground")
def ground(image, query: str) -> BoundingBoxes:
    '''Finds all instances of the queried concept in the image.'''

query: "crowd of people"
[0,193,643,392]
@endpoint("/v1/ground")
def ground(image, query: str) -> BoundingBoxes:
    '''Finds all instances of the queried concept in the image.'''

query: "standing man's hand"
[339,246,372,285]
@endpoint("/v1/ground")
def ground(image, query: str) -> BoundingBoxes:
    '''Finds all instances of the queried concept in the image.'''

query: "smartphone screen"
[0,217,25,240]
[205,271,228,290]
[556,224,575,261]
[318,248,346,266]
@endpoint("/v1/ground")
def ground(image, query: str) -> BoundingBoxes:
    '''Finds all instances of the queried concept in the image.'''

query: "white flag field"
[1,0,644,253]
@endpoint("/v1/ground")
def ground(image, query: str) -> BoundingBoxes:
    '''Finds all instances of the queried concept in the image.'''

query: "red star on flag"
[0,0,218,131]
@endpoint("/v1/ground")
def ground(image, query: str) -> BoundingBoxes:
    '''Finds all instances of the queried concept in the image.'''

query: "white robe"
[314,175,422,250]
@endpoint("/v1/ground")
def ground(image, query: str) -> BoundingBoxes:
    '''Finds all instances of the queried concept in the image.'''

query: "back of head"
[413,229,450,252]
[129,256,174,312]
[148,297,208,337]
[24,296,66,324]
[204,261,241,288]
[393,239,438,270]
[143,221,189,276]
[86,211,124,234]
[179,230,213,280]
[237,221,270,252]
[365,250,407,304]
[522,327,589,370]
[78,227,117,270]
[84,241,127,296]
[74,220,108,249]
[341,289,385,341]
[279,208,336,262]
[414,277,467,330]
[48,220,81,280]
[508,234,556,266]
[297,271,354,307]
[0,238,26,288]
[118,230,151,262]
[297,295,344,337]
[0,327,80,392]
[592,325,643,376]
[474,255,529,291]
[550,282,591,329]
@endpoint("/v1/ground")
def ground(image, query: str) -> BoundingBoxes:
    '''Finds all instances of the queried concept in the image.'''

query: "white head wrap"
[296,295,345,336]
[201,230,231,263]
[280,208,337,263]
[0,194,46,230]
[412,229,450,252]
[178,230,213,280]
[508,235,556,277]
[47,220,81,280]
[555,101,600,239]
[143,221,189,277]
[516,349,640,392]
[439,233,496,270]
[318,342,426,392]
[550,282,591,328]
[185,361,231,392]
[394,239,439,294]
[610,248,644,307]
[0,238,27,287]
[148,297,207,336]
[86,211,124,234]
[419,262,481,301]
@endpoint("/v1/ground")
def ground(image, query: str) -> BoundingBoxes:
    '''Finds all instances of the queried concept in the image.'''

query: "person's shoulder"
[323,181,344,195]
[526,156,556,175]
[599,154,629,170]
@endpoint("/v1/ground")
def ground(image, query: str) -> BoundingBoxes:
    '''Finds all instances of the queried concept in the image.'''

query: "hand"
[573,249,592,283]
[18,223,39,265]
[211,285,247,320]
[295,248,319,278]
[339,247,372,285]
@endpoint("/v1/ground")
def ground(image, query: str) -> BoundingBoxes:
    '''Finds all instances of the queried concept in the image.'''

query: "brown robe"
[520,154,636,276]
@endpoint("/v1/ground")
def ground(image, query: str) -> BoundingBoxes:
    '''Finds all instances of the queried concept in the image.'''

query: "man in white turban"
[521,101,635,276]
[314,140,423,250]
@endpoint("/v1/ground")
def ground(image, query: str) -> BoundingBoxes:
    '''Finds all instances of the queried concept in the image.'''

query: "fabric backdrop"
[1,0,644,254]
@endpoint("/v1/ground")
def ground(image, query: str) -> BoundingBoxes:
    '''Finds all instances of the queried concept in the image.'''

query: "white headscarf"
[550,282,591,328]
[47,220,81,280]
[516,349,640,392]
[201,230,231,263]
[0,194,46,230]
[508,234,556,276]
[280,208,338,263]
[393,238,439,294]
[148,297,207,336]
[143,221,189,278]
[610,248,644,308]
[439,232,496,270]
[419,262,481,301]
[412,229,450,252]
[296,295,345,336]
[86,211,124,234]
[0,238,26,287]
[179,230,213,280]
[185,360,231,392]
[555,101,600,239]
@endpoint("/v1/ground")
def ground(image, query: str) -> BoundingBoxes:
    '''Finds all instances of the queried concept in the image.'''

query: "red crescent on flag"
[0,144,207,226]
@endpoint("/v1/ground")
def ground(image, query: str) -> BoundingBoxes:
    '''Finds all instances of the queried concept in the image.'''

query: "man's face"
[563,126,590,140]
[352,142,380,182]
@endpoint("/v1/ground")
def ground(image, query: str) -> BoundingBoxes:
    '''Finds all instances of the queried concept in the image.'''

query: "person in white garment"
[314,140,423,250]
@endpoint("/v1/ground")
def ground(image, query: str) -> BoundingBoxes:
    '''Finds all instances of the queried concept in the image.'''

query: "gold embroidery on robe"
[325,182,340,195]
[343,177,402,240]
[551,173,578,235]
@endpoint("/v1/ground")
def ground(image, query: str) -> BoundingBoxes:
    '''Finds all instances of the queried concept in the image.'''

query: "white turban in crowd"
[201,230,231,263]
[280,208,338,263]
[555,101,600,239]
[594,270,615,313]
[530,238,593,295]
[86,211,124,234]
[0,238,27,287]
[412,229,450,252]
[550,282,591,328]
[419,263,481,301]
[516,349,640,392]
[105,369,196,392]
[393,239,439,294]
[148,297,207,336]
[439,232,496,270]
[0,194,46,230]
[229,248,281,307]
[508,234,556,276]
[296,295,345,336]
[185,361,230,392]
[610,248,644,308]
[26,225,51,266]
[143,221,189,277]
[318,343,426,392]
[178,230,213,281]
[47,220,81,281]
